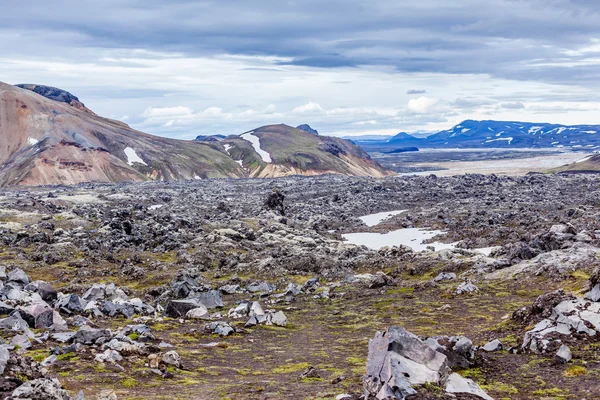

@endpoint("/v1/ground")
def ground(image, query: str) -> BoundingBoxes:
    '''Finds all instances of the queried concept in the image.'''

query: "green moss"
[272,362,310,374]
[458,368,485,382]
[481,382,519,395]
[564,365,587,377]
[56,352,76,361]
[121,377,138,388]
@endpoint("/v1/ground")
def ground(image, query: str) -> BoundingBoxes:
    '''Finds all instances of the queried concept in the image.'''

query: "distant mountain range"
[0,82,390,186]
[355,120,600,150]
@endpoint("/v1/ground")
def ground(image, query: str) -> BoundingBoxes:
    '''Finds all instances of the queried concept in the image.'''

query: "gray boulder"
[165,299,206,318]
[454,280,479,295]
[18,301,54,328]
[445,373,494,400]
[482,339,503,352]
[25,281,58,302]
[269,311,288,327]
[210,321,234,336]
[56,294,86,314]
[12,378,71,400]
[0,346,10,374]
[8,268,30,285]
[194,290,224,309]
[72,325,109,345]
[433,272,457,282]
[162,350,182,368]
[364,326,450,399]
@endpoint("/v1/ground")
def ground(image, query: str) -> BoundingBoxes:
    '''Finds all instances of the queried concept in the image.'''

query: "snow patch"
[485,137,514,144]
[461,128,470,133]
[528,126,542,134]
[27,137,39,146]
[576,156,592,164]
[223,144,232,154]
[359,210,407,227]
[124,147,147,166]
[240,132,272,163]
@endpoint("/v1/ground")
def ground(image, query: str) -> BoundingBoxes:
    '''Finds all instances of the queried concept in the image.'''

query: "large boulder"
[56,294,87,315]
[71,325,109,345]
[164,299,206,318]
[25,281,58,303]
[193,290,223,309]
[364,326,450,399]
[7,269,30,286]
[18,301,54,329]
[364,327,492,400]
[11,378,71,400]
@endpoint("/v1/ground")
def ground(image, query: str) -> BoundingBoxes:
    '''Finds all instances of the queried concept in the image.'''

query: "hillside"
[550,154,600,173]
[220,124,390,178]
[0,82,389,186]
[358,119,600,150]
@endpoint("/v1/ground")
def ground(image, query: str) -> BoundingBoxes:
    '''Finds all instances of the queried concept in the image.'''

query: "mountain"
[195,134,226,142]
[0,82,389,186]
[296,124,319,135]
[220,124,390,178]
[384,120,600,149]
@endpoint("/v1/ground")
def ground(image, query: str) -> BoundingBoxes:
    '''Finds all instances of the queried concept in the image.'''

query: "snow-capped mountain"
[386,120,600,149]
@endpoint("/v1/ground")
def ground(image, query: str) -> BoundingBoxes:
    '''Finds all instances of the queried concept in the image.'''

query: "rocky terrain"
[0,82,388,187]
[0,173,599,399]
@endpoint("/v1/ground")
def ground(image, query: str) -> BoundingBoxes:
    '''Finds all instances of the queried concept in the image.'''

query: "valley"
[0,174,599,399]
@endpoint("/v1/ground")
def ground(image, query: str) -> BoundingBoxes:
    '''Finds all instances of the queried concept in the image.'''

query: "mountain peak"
[296,124,319,135]
[16,84,95,115]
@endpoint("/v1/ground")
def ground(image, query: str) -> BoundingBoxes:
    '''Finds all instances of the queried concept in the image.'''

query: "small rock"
[270,311,287,327]
[482,339,503,352]
[555,344,572,364]
[185,306,209,319]
[162,350,181,368]
[95,349,123,363]
[445,372,493,400]
[454,280,479,295]
[96,389,118,400]
[433,272,457,282]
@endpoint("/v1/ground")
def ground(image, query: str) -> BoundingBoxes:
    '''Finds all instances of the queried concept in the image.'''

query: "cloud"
[407,97,439,114]
[292,101,325,114]
[500,102,526,109]
[451,98,494,109]
[141,106,193,118]
[1,1,600,137]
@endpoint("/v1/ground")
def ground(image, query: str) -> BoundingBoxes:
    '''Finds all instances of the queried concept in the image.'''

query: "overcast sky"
[2,0,600,138]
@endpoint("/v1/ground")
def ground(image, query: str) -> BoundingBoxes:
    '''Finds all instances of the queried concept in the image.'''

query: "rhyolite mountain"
[0,82,389,186]
[219,124,389,178]
[357,119,600,150]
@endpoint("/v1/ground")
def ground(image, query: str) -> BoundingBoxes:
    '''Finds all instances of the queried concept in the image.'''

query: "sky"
[2,0,600,139]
